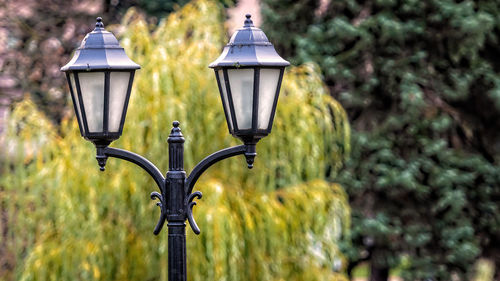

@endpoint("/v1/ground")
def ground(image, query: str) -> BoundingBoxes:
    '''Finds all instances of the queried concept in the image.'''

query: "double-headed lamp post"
[61,15,289,281]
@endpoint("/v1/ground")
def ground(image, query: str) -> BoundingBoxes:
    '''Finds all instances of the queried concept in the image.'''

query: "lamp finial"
[95,17,104,28]
[244,14,254,27]
[168,121,184,143]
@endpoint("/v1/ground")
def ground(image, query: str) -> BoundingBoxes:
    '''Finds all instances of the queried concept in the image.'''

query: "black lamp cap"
[209,14,290,68]
[61,17,140,72]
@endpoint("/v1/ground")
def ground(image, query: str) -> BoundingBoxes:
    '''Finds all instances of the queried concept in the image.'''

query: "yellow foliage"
[0,0,351,280]
[188,179,350,281]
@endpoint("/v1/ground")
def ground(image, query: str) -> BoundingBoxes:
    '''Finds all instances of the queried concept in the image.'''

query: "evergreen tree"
[261,0,500,280]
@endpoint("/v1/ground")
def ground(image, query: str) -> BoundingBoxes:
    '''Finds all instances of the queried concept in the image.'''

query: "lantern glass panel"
[108,72,131,132]
[227,68,254,130]
[257,69,280,129]
[79,72,105,132]
[69,73,83,130]
[217,70,233,131]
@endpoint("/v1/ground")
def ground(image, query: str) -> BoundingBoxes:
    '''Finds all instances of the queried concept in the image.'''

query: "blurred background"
[0,0,499,280]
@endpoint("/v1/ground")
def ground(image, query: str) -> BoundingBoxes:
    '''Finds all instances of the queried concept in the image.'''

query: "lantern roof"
[61,17,140,72]
[209,14,290,68]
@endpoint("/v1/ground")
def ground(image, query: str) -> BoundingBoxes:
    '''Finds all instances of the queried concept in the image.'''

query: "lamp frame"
[214,66,285,141]
[66,69,136,144]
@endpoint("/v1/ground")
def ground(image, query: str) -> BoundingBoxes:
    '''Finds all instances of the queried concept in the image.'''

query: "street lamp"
[61,17,140,146]
[209,14,289,147]
[61,15,289,281]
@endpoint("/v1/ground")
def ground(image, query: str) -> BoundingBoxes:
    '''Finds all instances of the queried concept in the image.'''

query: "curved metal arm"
[103,147,165,190]
[186,191,203,234]
[99,146,166,234]
[185,145,247,195]
[150,191,166,235]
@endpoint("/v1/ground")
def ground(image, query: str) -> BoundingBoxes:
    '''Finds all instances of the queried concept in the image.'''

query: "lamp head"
[209,14,289,145]
[61,17,140,146]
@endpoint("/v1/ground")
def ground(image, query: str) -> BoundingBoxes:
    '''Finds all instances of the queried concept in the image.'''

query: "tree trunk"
[369,248,389,281]
[370,263,389,281]
[495,260,500,281]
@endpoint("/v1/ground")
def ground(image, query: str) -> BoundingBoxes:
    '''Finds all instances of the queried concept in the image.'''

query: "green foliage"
[137,0,191,17]
[261,0,320,60]
[261,0,500,279]
[340,131,500,280]
[136,0,234,18]
[0,1,350,280]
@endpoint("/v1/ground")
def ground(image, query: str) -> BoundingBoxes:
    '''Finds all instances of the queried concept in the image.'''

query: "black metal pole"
[166,121,187,281]
[97,121,252,281]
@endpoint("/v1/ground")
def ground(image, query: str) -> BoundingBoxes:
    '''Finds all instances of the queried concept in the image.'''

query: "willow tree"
[0,1,350,280]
